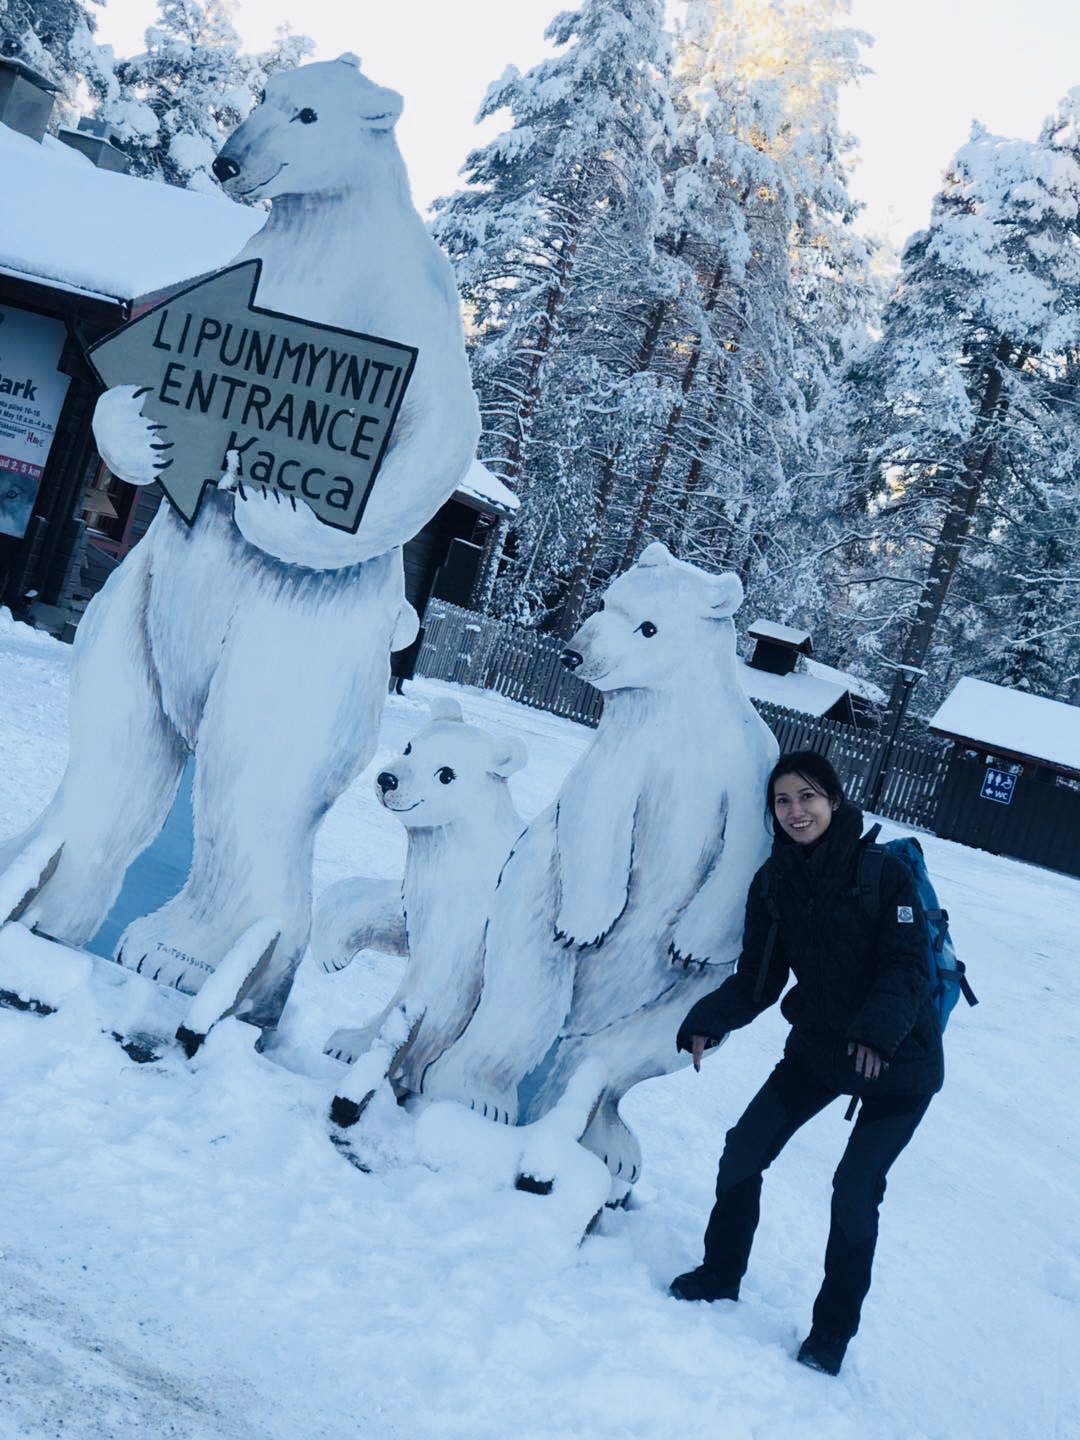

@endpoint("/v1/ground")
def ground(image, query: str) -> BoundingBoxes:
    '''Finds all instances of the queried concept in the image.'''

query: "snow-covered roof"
[455,459,519,514]
[0,55,60,92]
[737,660,848,718]
[0,121,262,303]
[747,617,812,650]
[929,677,1080,773]
[804,657,886,706]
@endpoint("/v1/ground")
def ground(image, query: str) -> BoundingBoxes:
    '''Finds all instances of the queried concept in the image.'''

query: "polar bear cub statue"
[314,697,525,1100]
[0,56,479,1032]
[422,543,778,1201]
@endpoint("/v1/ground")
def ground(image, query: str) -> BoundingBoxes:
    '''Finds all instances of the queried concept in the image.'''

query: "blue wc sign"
[980,766,1017,805]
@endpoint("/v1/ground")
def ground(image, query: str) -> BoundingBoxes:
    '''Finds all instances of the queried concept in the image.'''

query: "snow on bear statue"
[312,698,526,1117]
[421,544,778,1202]
[0,57,479,1034]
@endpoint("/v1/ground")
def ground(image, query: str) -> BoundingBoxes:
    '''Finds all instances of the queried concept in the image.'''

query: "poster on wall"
[0,306,71,539]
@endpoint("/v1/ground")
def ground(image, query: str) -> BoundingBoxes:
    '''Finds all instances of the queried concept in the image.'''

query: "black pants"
[700,1056,931,1342]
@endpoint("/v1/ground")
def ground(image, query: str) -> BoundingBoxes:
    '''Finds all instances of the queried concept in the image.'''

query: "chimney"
[0,53,59,143]
[58,116,131,173]
[746,619,813,676]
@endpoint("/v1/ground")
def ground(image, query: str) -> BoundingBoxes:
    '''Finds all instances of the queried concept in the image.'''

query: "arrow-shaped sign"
[88,261,417,533]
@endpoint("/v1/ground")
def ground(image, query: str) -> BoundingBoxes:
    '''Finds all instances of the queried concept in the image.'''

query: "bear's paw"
[668,903,734,972]
[552,895,624,951]
[232,482,375,569]
[92,385,174,487]
[323,1026,369,1064]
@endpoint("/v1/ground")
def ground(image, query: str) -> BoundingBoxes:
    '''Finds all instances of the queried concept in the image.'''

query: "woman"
[670,751,943,1377]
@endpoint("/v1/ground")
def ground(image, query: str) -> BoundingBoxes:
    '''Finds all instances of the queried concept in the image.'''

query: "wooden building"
[737,618,886,728]
[0,62,514,639]
[930,677,1080,878]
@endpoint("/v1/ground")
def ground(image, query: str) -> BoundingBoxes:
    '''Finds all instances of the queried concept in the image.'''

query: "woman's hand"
[848,1042,886,1081]
[676,1031,723,1068]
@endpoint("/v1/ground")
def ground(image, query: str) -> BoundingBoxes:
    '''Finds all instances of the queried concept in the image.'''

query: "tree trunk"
[556,460,619,637]
[471,516,509,612]
[619,260,725,569]
[496,178,589,491]
[552,238,691,635]
[887,339,1012,708]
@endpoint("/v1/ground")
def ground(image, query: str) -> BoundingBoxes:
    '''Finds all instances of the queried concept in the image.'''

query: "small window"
[983,754,1023,776]
[82,463,138,547]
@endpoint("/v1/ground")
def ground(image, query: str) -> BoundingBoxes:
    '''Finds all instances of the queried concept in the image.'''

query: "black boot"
[796,1328,847,1376]
[668,1266,739,1303]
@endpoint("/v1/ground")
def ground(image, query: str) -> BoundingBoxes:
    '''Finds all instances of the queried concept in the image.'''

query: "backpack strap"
[954,958,979,1007]
[855,841,886,922]
[752,866,780,1007]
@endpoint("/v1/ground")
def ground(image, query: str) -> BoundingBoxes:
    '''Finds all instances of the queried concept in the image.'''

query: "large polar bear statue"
[421,544,778,1201]
[0,57,479,1032]
[314,697,525,1101]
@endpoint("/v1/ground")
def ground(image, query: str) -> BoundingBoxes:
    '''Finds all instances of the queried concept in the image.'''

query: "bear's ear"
[488,734,527,778]
[636,541,672,569]
[429,697,464,724]
[337,53,362,69]
[708,572,744,619]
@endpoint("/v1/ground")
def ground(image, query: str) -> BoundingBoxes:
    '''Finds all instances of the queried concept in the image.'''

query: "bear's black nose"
[212,154,241,182]
[376,771,398,794]
[561,649,583,672]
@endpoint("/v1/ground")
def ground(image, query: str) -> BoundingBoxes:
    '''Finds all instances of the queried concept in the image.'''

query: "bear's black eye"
[403,743,412,756]
[595,599,605,612]
[293,107,318,124]
[636,620,658,638]
[437,767,456,785]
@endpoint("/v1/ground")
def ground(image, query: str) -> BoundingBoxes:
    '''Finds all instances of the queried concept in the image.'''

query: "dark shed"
[929,677,1080,878]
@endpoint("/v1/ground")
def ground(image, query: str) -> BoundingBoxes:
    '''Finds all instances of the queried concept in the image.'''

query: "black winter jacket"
[678,802,944,1096]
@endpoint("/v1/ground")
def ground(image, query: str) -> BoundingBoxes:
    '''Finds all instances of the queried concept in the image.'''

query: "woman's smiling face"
[772,772,837,845]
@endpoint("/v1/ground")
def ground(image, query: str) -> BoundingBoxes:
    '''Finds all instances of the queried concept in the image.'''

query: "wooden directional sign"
[88,261,417,533]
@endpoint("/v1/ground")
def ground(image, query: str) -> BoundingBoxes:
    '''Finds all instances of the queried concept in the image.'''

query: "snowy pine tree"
[431,0,678,625]
[98,1,311,192]
[833,100,1080,707]
[992,91,1080,700]
[0,0,116,118]
[612,0,874,621]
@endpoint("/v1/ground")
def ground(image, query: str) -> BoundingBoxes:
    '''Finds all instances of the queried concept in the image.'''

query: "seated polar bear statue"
[421,543,778,1202]
[0,56,479,1034]
[313,697,525,1106]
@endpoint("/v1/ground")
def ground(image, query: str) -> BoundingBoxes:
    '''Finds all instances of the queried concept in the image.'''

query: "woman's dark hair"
[765,751,845,836]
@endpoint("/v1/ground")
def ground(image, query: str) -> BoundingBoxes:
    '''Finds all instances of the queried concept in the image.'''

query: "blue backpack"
[857,826,977,1031]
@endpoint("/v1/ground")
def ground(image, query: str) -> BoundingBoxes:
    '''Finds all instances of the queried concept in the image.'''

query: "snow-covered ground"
[0,610,1077,1440]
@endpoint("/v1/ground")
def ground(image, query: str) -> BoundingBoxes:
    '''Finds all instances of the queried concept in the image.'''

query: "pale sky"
[93,0,1080,249]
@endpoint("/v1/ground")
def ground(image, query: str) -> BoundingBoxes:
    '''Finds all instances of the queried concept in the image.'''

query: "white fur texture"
[421,544,778,1200]
[317,700,526,1097]
[0,58,479,1030]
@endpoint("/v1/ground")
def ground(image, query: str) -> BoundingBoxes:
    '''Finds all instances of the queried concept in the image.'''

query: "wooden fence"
[750,700,950,830]
[413,600,951,828]
[414,598,603,726]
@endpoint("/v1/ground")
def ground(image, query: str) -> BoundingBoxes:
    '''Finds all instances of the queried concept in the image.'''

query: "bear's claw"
[554,924,614,950]
[668,940,714,970]
[514,1173,554,1195]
